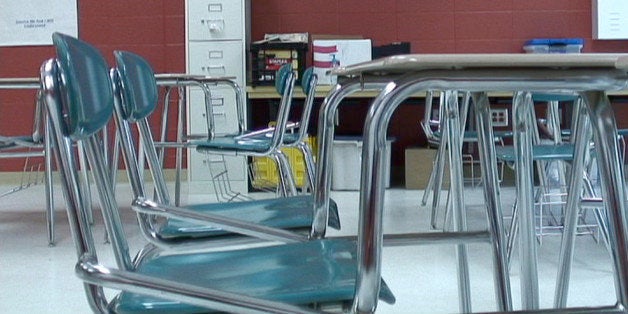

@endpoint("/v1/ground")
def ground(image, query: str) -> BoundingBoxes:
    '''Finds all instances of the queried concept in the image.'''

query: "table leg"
[554,98,590,308]
[472,91,513,311]
[312,80,387,238]
[581,91,628,308]
[513,91,540,310]
[444,90,472,313]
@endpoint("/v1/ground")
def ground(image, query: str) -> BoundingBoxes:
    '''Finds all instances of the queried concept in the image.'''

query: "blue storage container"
[523,38,584,54]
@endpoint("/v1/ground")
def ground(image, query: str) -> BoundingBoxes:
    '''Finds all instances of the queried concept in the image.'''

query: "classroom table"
[312,54,628,313]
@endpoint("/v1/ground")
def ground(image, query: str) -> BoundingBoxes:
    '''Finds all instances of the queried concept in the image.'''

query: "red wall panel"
[0,1,185,171]
[1,0,627,171]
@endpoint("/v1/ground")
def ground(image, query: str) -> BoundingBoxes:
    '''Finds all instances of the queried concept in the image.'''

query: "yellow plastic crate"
[250,136,315,189]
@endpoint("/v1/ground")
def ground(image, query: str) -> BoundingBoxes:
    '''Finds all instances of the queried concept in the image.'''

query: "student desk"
[312,54,628,313]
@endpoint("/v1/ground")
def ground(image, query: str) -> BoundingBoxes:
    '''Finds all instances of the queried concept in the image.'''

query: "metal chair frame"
[0,80,56,245]
[42,32,393,314]
[111,51,341,250]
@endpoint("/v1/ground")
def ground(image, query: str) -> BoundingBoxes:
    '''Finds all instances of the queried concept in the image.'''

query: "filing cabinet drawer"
[188,86,241,136]
[187,41,245,84]
[187,0,243,41]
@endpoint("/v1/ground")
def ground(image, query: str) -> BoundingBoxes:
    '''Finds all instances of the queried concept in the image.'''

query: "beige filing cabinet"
[185,0,251,197]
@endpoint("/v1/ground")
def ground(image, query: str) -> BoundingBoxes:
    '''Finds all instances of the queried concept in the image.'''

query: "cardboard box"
[312,39,372,85]
[405,147,449,189]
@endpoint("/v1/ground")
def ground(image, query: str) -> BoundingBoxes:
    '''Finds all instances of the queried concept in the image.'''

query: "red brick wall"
[251,0,628,53]
[0,1,185,170]
[1,0,627,171]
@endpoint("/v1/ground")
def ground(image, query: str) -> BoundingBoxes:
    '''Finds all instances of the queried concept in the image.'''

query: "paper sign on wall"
[313,39,372,85]
[0,0,78,46]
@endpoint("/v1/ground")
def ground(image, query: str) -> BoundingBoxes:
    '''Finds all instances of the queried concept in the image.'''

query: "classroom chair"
[42,32,394,314]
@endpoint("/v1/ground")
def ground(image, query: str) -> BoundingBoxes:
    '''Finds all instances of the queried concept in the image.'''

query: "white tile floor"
[0,182,618,313]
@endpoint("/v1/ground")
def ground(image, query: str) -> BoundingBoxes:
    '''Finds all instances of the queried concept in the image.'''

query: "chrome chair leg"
[421,157,437,206]
[582,173,610,247]
[430,136,448,229]
[77,141,94,225]
[272,150,297,197]
[298,141,316,193]
[45,117,55,246]
[506,200,519,266]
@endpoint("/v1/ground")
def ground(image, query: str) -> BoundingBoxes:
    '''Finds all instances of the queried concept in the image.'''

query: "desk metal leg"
[472,91,513,311]
[430,135,448,228]
[513,91,540,310]
[554,99,590,308]
[581,91,628,308]
[444,90,472,313]
[313,80,387,238]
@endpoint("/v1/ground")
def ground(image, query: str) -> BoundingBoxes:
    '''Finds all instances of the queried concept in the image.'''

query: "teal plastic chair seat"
[432,130,513,140]
[190,128,304,153]
[531,93,578,102]
[561,128,628,137]
[495,144,575,162]
[191,135,274,154]
[191,131,301,154]
[160,195,341,239]
[110,239,395,313]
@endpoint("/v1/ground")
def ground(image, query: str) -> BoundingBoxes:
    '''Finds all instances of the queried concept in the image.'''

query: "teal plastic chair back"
[113,51,158,122]
[301,67,315,95]
[275,63,292,95]
[51,32,113,139]
[297,67,316,135]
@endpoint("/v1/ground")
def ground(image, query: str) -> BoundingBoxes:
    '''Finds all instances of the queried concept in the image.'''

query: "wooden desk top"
[251,54,628,99]
[330,53,628,76]
[247,85,393,99]
[247,85,628,100]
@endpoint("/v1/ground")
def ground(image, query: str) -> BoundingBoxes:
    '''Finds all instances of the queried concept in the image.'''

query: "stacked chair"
[190,63,300,198]
[246,67,319,193]
[42,32,397,312]
[111,49,340,247]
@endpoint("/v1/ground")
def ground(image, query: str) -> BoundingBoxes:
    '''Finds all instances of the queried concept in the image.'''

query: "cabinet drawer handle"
[202,19,225,32]
[208,3,222,12]
[208,50,223,59]
[212,97,225,106]
[201,65,226,75]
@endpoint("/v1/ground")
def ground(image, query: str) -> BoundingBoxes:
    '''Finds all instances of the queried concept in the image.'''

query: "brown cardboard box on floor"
[405,147,449,189]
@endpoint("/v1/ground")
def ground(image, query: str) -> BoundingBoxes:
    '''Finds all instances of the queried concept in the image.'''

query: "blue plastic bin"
[523,38,584,54]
